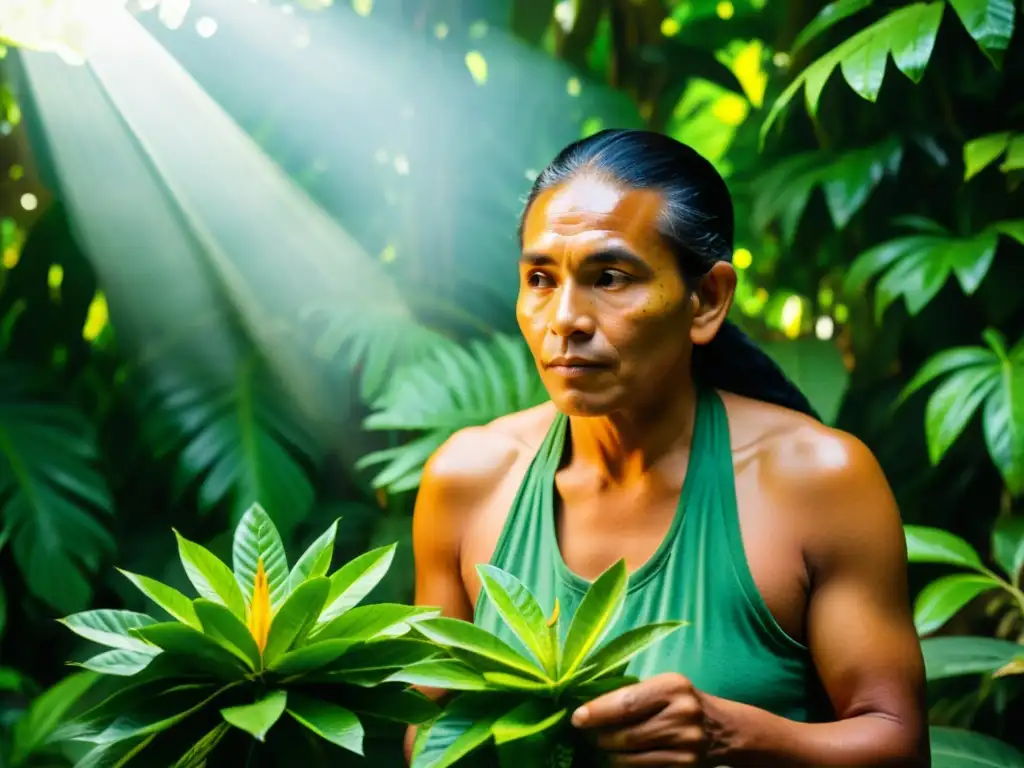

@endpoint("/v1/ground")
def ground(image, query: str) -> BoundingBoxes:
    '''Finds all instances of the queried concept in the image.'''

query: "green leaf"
[760,3,944,145]
[965,132,1012,180]
[1000,137,1024,172]
[904,525,985,570]
[925,366,999,464]
[286,693,364,755]
[570,675,638,701]
[947,0,1016,67]
[324,638,440,684]
[845,236,933,296]
[482,671,551,692]
[575,622,685,681]
[314,603,438,643]
[914,574,1001,635]
[263,576,330,666]
[992,516,1024,580]
[491,699,566,745]
[174,531,246,620]
[0,367,114,614]
[413,694,506,768]
[320,543,397,623]
[760,338,851,426]
[60,610,158,653]
[387,659,491,691]
[233,502,289,608]
[9,671,98,764]
[413,617,547,680]
[791,0,874,54]
[477,564,555,674]
[921,636,1024,680]
[930,725,1024,767]
[131,622,248,679]
[993,219,1024,245]
[192,599,262,671]
[560,560,628,677]
[88,683,238,746]
[981,359,1024,496]
[117,569,199,628]
[75,648,160,677]
[221,690,287,742]
[344,686,439,725]
[898,347,996,405]
[268,638,357,676]
[288,519,338,591]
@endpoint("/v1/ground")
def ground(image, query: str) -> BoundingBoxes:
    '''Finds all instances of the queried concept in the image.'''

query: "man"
[405,129,928,766]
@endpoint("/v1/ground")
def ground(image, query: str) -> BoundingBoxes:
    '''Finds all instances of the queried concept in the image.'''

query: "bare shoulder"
[721,391,902,556]
[419,401,558,509]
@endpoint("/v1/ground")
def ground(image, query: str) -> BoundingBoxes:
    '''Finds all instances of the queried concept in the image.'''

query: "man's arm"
[707,431,929,767]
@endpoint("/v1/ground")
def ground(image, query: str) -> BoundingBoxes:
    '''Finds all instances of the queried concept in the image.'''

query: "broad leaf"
[981,358,1024,495]
[118,569,199,628]
[414,694,507,768]
[925,366,999,465]
[761,3,944,144]
[491,699,566,745]
[314,603,437,643]
[193,599,262,671]
[930,725,1024,767]
[87,683,238,746]
[233,502,289,608]
[904,525,984,570]
[263,576,330,666]
[913,574,1000,635]
[388,659,491,691]
[324,638,440,684]
[320,543,397,623]
[482,671,551,692]
[477,564,556,674]
[992,516,1024,580]
[131,622,248,679]
[561,560,628,677]
[343,686,439,725]
[287,693,364,755]
[413,617,547,680]
[964,132,1014,180]
[921,636,1024,680]
[268,638,357,676]
[61,610,158,653]
[288,519,338,591]
[576,622,685,681]
[174,531,246,620]
[76,648,160,677]
[947,0,1016,67]
[898,347,996,405]
[0,368,114,613]
[221,690,287,742]
[9,671,99,765]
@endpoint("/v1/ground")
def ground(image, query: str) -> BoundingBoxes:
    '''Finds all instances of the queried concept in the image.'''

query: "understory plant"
[396,560,685,768]
[57,503,440,765]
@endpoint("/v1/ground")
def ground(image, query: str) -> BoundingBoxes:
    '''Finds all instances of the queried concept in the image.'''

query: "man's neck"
[566,377,700,483]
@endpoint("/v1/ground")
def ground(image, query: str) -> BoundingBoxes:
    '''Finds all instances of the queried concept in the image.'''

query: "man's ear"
[690,261,736,346]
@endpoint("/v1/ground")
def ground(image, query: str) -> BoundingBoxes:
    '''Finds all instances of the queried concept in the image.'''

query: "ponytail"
[693,321,820,420]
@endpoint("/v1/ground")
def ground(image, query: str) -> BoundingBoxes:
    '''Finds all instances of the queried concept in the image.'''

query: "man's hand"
[571,673,709,766]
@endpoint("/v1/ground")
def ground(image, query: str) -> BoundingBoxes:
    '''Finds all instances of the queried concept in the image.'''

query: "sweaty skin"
[405,175,928,766]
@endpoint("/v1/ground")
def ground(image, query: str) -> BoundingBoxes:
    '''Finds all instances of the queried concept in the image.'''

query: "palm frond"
[358,335,549,493]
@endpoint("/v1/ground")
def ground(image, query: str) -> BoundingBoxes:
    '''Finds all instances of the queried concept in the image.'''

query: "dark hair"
[519,128,818,419]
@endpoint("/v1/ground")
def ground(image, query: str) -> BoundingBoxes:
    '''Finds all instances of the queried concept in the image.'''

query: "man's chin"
[550,388,623,418]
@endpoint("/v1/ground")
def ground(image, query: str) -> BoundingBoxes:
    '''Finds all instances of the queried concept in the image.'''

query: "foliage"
[57,503,439,764]
[398,561,684,768]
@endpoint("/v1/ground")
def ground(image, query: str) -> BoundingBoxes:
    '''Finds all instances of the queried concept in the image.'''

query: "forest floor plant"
[56,504,440,766]
[394,561,685,768]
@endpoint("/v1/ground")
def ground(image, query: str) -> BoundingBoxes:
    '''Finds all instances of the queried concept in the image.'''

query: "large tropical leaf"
[560,560,629,677]
[477,565,557,675]
[913,574,1001,635]
[896,331,1024,492]
[358,333,549,493]
[140,359,321,532]
[947,0,1017,67]
[845,222,1024,323]
[0,364,114,612]
[761,2,944,143]
[232,502,289,607]
[751,138,902,243]
[921,636,1024,680]
[964,132,1024,179]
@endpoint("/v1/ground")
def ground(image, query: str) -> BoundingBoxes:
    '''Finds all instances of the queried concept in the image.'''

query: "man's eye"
[528,271,554,289]
[595,269,632,289]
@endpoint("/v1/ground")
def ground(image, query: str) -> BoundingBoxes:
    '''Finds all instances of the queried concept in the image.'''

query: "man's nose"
[549,282,596,338]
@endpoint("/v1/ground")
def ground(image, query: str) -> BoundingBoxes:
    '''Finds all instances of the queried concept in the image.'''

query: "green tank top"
[475,386,830,723]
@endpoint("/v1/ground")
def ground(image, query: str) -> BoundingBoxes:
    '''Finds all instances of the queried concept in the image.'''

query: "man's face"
[517,174,695,417]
